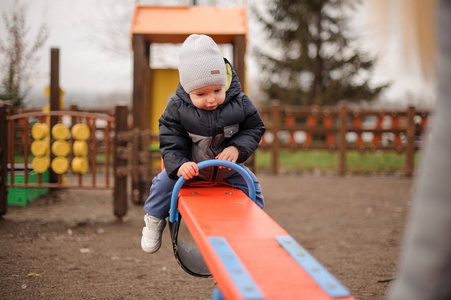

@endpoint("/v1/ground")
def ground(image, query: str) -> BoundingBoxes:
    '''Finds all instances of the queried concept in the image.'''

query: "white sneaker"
[141,214,167,253]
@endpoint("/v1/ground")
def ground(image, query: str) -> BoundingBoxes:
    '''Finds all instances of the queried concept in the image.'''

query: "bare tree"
[0,3,48,107]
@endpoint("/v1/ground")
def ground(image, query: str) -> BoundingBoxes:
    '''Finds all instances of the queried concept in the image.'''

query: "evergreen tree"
[254,0,388,106]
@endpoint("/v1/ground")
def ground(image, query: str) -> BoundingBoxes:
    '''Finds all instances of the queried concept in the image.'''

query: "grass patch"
[255,149,420,174]
[13,151,35,164]
[13,149,419,175]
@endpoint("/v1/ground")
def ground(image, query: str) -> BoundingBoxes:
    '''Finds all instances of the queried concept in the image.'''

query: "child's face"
[189,85,226,110]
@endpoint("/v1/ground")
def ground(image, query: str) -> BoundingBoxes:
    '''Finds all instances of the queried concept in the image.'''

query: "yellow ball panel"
[31,140,49,157]
[52,124,69,140]
[71,124,90,140]
[71,157,89,174]
[52,140,71,157]
[51,157,69,174]
[31,123,50,140]
[73,140,88,156]
[32,157,50,173]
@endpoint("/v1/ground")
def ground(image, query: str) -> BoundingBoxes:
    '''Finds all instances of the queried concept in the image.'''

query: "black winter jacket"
[159,59,265,180]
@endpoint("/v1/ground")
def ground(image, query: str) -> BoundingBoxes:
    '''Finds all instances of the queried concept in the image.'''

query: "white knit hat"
[178,34,226,93]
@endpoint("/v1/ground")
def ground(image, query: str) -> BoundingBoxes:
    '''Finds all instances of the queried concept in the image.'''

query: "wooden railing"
[258,101,430,176]
[10,102,430,178]
[0,103,159,219]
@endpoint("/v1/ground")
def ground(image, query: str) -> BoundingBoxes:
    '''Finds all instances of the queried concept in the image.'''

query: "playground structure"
[130,5,249,200]
[168,160,356,299]
[130,5,247,131]
[0,101,160,219]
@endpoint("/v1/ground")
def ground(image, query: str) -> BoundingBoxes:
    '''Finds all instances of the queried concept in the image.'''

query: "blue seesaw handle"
[169,159,256,223]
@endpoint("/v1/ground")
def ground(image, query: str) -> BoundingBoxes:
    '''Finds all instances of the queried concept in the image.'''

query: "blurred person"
[370,0,451,299]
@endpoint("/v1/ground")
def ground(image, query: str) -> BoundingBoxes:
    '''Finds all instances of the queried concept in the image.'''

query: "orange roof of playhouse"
[131,6,247,45]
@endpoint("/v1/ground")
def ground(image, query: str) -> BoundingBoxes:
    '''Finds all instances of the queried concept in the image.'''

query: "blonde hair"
[369,0,437,83]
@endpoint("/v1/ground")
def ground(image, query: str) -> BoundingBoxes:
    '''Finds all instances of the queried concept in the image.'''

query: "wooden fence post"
[131,127,142,204]
[49,48,60,184]
[338,102,348,176]
[271,100,280,175]
[70,104,78,125]
[132,34,145,130]
[114,105,128,220]
[0,101,11,217]
[405,106,416,177]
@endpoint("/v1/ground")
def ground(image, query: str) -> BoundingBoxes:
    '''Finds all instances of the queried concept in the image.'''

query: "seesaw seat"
[168,160,354,299]
[173,188,354,299]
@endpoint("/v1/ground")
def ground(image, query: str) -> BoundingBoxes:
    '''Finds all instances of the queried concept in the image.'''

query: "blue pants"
[143,165,264,219]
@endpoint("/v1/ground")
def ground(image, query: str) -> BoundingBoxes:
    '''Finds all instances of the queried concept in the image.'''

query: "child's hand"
[177,162,199,180]
[215,146,239,169]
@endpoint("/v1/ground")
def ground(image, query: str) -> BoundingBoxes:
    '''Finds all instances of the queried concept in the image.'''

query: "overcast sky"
[0,0,437,109]
[1,0,134,108]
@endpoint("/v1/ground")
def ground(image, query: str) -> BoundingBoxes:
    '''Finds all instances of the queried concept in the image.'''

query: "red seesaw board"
[177,185,356,300]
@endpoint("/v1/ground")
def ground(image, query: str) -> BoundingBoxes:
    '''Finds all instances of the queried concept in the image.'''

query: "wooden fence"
[258,101,430,176]
[0,102,160,218]
[10,101,430,178]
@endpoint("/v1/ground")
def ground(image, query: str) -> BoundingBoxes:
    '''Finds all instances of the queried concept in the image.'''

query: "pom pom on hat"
[178,34,226,93]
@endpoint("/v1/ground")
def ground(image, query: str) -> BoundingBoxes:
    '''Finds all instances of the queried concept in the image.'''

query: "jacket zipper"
[208,110,218,181]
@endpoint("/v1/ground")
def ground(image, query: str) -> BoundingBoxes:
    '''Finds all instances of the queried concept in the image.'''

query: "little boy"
[141,34,265,253]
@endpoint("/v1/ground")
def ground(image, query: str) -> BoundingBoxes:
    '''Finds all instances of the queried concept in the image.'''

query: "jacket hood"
[175,58,242,106]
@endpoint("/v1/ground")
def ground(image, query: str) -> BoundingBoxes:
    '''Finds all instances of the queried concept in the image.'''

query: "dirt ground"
[0,174,413,300]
